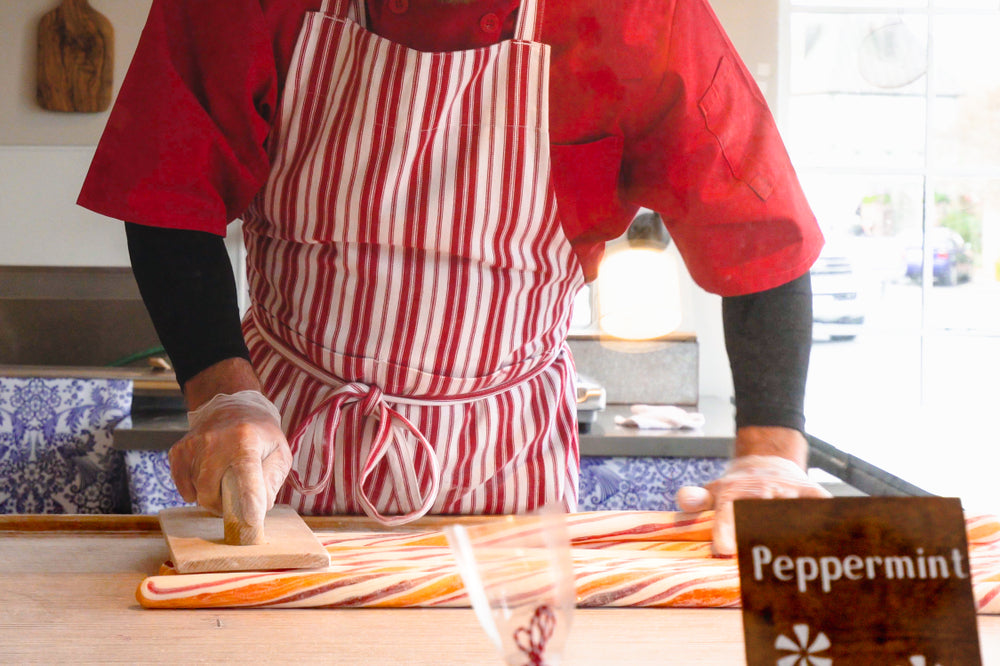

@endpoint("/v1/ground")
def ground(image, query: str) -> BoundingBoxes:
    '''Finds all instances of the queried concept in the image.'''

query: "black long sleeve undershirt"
[126,223,811,430]
[723,271,812,433]
[125,222,250,388]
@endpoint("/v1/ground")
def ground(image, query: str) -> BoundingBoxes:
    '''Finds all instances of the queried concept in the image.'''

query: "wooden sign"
[37,0,114,113]
[735,497,981,665]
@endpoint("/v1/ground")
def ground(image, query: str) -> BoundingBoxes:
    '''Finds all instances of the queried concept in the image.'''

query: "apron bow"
[287,381,442,525]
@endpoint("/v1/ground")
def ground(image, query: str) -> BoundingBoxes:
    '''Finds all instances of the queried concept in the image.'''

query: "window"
[785,1,1000,507]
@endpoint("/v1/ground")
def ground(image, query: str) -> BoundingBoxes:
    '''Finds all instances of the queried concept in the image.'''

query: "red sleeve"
[77,0,288,235]
[620,0,822,296]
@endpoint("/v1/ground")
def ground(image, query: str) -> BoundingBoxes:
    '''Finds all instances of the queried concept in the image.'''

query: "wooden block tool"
[159,475,330,574]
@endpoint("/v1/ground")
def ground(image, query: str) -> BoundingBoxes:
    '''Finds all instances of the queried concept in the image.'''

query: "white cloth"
[614,404,706,430]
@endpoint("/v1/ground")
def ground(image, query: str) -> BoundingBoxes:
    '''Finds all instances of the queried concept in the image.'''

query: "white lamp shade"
[596,247,682,340]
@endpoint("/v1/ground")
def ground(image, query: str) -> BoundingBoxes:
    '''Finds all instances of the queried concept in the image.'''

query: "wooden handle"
[221,471,265,546]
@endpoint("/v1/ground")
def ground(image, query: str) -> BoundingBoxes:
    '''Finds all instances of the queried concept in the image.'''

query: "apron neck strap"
[321,0,366,25]
[320,1,542,43]
[514,0,544,42]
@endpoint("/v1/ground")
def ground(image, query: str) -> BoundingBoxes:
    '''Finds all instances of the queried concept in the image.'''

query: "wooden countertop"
[2,515,999,664]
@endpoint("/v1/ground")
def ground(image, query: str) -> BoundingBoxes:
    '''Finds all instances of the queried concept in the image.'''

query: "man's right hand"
[169,390,292,528]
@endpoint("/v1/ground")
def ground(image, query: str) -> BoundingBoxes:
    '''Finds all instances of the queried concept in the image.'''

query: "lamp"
[595,211,682,340]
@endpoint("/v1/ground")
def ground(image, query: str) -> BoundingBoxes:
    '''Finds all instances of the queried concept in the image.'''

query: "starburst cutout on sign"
[774,624,832,666]
[906,657,942,666]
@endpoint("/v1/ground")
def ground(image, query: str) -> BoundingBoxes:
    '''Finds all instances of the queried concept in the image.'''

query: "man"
[79,0,829,554]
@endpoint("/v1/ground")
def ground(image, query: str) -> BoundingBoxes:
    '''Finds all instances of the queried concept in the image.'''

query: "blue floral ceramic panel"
[577,456,727,512]
[124,452,728,515]
[124,449,192,514]
[0,377,132,513]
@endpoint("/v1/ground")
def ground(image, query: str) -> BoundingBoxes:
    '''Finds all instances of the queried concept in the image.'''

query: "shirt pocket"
[550,135,629,233]
[550,135,635,280]
[698,56,775,201]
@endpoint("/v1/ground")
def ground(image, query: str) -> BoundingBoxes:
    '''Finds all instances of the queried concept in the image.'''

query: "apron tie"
[252,307,567,523]
[286,381,442,525]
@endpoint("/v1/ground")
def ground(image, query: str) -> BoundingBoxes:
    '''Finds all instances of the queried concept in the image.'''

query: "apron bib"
[241,0,585,524]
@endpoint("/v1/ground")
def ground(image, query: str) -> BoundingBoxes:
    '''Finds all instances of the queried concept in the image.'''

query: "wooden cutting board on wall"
[37,0,114,112]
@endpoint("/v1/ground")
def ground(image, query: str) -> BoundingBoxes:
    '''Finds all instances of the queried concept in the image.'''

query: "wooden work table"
[2,516,1000,664]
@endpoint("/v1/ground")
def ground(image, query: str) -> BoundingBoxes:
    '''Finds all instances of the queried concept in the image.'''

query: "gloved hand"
[168,390,292,528]
[675,455,832,557]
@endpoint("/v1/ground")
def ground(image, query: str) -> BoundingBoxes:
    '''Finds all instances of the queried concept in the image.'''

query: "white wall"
[0,0,152,267]
[0,0,781,397]
[0,146,129,266]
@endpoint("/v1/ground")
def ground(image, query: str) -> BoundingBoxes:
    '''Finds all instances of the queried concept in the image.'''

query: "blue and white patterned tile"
[124,449,193,514]
[0,377,132,514]
[127,453,728,515]
[578,456,727,511]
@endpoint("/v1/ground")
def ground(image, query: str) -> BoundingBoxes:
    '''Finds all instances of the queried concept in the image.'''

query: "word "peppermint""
[751,545,969,594]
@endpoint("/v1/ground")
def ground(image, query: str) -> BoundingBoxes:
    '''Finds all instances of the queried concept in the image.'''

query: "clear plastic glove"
[675,455,832,557]
[168,390,292,528]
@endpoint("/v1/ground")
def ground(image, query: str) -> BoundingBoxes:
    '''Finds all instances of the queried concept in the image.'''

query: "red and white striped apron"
[240,0,585,524]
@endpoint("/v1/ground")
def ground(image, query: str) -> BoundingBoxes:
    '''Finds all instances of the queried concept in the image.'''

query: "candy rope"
[137,511,1000,613]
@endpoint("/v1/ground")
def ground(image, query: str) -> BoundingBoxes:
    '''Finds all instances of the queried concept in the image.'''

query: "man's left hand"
[675,426,831,556]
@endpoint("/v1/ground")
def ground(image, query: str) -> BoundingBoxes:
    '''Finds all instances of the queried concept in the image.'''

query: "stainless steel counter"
[579,400,734,458]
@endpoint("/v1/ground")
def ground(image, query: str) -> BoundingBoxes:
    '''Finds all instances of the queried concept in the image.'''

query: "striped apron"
[240,0,585,524]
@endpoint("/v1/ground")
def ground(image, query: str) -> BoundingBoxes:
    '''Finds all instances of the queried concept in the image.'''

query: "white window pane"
[789,94,926,168]
[792,0,927,7]
[802,174,922,475]
[922,335,1000,412]
[790,14,928,95]
[801,173,925,333]
[790,2,1000,513]
[788,14,928,168]
[922,179,1000,329]
[932,0,999,9]
[806,331,922,453]
[930,15,1000,170]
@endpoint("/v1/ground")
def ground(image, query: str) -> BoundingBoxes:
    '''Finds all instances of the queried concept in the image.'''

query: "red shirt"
[78,0,822,295]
